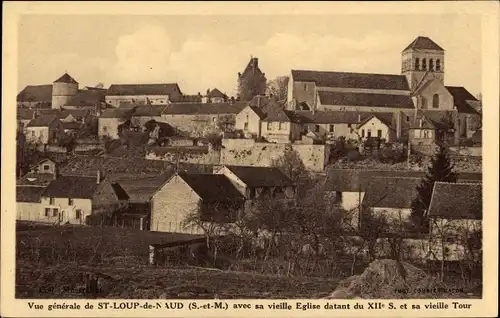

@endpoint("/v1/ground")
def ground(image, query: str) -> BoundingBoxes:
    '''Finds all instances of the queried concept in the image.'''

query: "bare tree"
[266,76,289,102]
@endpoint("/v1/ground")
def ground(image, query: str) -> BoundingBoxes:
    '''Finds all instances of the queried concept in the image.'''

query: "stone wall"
[145,146,220,165]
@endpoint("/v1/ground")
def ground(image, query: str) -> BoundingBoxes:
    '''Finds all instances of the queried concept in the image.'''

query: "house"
[105,83,183,107]
[16,186,48,222]
[98,108,135,139]
[17,85,53,108]
[130,105,167,127]
[202,88,228,103]
[287,69,413,113]
[235,105,266,138]
[428,182,482,261]
[361,177,421,231]
[150,173,245,233]
[356,113,403,142]
[25,115,65,144]
[213,165,296,200]
[409,110,456,145]
[445,86,482,139]
[161,101,248,137]
[237,57,267,101]
[261,109,302,143]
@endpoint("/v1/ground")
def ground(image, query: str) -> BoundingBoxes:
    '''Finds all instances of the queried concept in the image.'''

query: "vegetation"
[266,76,289,102]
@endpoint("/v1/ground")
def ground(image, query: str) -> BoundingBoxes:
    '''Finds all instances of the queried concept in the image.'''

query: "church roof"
[54,73,79,84]
[291,70,410,91]
[318,91,415,109]
[403,36,444,52]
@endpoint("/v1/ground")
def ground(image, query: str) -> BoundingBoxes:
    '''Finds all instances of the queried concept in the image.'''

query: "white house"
[25,115,65,145]
[235,105,266,138]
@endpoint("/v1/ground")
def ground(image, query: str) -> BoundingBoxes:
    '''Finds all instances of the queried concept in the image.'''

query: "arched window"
[421,97,427,108]
[429,59,434,71]
[436,59,441,71]
[422,58,427,70]
[432,94,439,108]
[415,58,420,70]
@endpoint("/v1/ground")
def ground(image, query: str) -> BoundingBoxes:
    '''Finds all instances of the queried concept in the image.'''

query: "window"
[278,122,283,130]
[361,129,365,138]
[406,116,410,122]
[44,208,50,217]
[329,124,335,133]
[421,97,427,108]
[422,58,427,70]
[244,122,248,130]
[103,126,108,133]
[423,130,430,138]
[367,129,372,137]
[68,198,74,205]
[76,209,82,220]
[267,122,272,130]
[31,131,35,137]
[43,165,50,171]
[377,129,382,138]
[315,125,320,132]
[334,191,343,204]
[429,59,434,71]
[432,94,440,108]
[415,58,420,70]
[52,208,58,217]
[436,59,441,71]
[348,123,352,128]
[49,197,55,205]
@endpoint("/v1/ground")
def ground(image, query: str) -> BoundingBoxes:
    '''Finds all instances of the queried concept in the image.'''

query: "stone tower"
[401,36,445,92]
[51,73,79,109]
[237,57,267,101]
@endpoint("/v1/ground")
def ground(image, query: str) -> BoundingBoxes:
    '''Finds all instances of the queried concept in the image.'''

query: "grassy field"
[16,222,339,299]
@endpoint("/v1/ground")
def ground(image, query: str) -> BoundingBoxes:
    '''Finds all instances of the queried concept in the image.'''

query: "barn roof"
[17,85,53,103]
[179,173,244,203]
[67,89,106,107]
[428,182,482,219]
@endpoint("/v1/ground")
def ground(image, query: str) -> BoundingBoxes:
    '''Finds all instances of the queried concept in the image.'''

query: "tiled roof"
[106,83,181,96]
[293,110,370,124]
[115,173,172,203]
[84,86,107,91]
[225,165,295,187]
[318,91,415,109]
[18,109,90,121]
[362,177,421,209]
[247,106,267,119]
[357,113,394,129]
[67,89,106,107]
[54,73,78,84]
[262,109,294,123]
[403,36,444,52]
[17,173,55,187]
[99,109,134,119]
[17,85,53,103]
[428,182,482,219]
[325,168,482,192]
[26,115,58,127]
[239,57,265,79]
[162,102,248,115]
[132,105,167,117]
[42,175,99,199]
[445,86,481,115]
[291,70,410,91]
[17,186,46,203]
[181,94,202,103]
[111,182,130,201]
[179,173,245,203]
[207,88,227,99]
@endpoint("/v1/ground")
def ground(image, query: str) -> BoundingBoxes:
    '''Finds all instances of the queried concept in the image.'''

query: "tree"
[410,144,457,231]
[271,147,311,198]
[266,76,289,102]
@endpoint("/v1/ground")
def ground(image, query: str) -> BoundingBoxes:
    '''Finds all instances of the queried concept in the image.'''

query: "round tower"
[52,73,79,109]
[401,36,445,92]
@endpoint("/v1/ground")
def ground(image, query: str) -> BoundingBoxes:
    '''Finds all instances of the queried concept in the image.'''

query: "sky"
[18,14,482,97]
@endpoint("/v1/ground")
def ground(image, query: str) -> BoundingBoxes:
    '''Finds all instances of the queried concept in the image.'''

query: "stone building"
[52,73,79,110]
[25,115,65,145]
[105,83,183,107]
[237,57,267,101]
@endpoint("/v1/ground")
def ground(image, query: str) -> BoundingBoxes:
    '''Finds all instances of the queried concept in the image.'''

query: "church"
[286,36,482,144]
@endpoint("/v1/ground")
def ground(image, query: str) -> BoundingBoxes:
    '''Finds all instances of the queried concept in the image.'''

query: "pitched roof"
[17,85,53,103]
[54,73,78,84]
[224,165,295,187]
[445,86,481,115]
[325,168,482,192]
[18,109,90,121]
[181,94,203,103]
[291,70,410,91]
[42,176,99,199]
[410,110,454,130]
[67,89,106,107]
[162,102,248,115]
[17,186,46,203]
[293,110,368,124]
[132,105,167,117]
[246,106,267,119]
[403,36,444,52]
[239,57,265,79]
[106,83,181,97]
[262,109,294,123]
[62,121,83,130]
[207,88,227,99]
[26,115,58,127]
[83,86,106,91]
[362,177,421,209]
[179,173,244,202]
[17,173,54,187]
[110,182,130,201]
[428,182,482,219]
[357,113,394,129]
[114,173,172,203]
[318,91,415,109]
[99,108,134,119]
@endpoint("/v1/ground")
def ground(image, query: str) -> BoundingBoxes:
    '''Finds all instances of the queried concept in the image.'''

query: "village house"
[25,114,65,145]
[235,105,266,138]
[445,86,482,139]
[213,165,296,200]
[427,182,482,261]
[150,173,245,234]
[409,110,455,146]
[105,83,183,107]
[356,113,407,142]
[98,108,135,139]
[202,88,228,103]
[260,109,302,143]
[238,57,267,101]
[161,101,248,137]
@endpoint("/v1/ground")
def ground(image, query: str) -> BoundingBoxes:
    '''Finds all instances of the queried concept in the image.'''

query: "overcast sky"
[18,14,482,97]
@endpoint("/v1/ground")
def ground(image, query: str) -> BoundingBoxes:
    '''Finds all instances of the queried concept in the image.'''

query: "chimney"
[96,170,101,185]
[32,110,38,119]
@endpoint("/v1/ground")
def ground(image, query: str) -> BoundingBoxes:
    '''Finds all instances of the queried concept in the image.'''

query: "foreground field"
[16,222,339,299]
